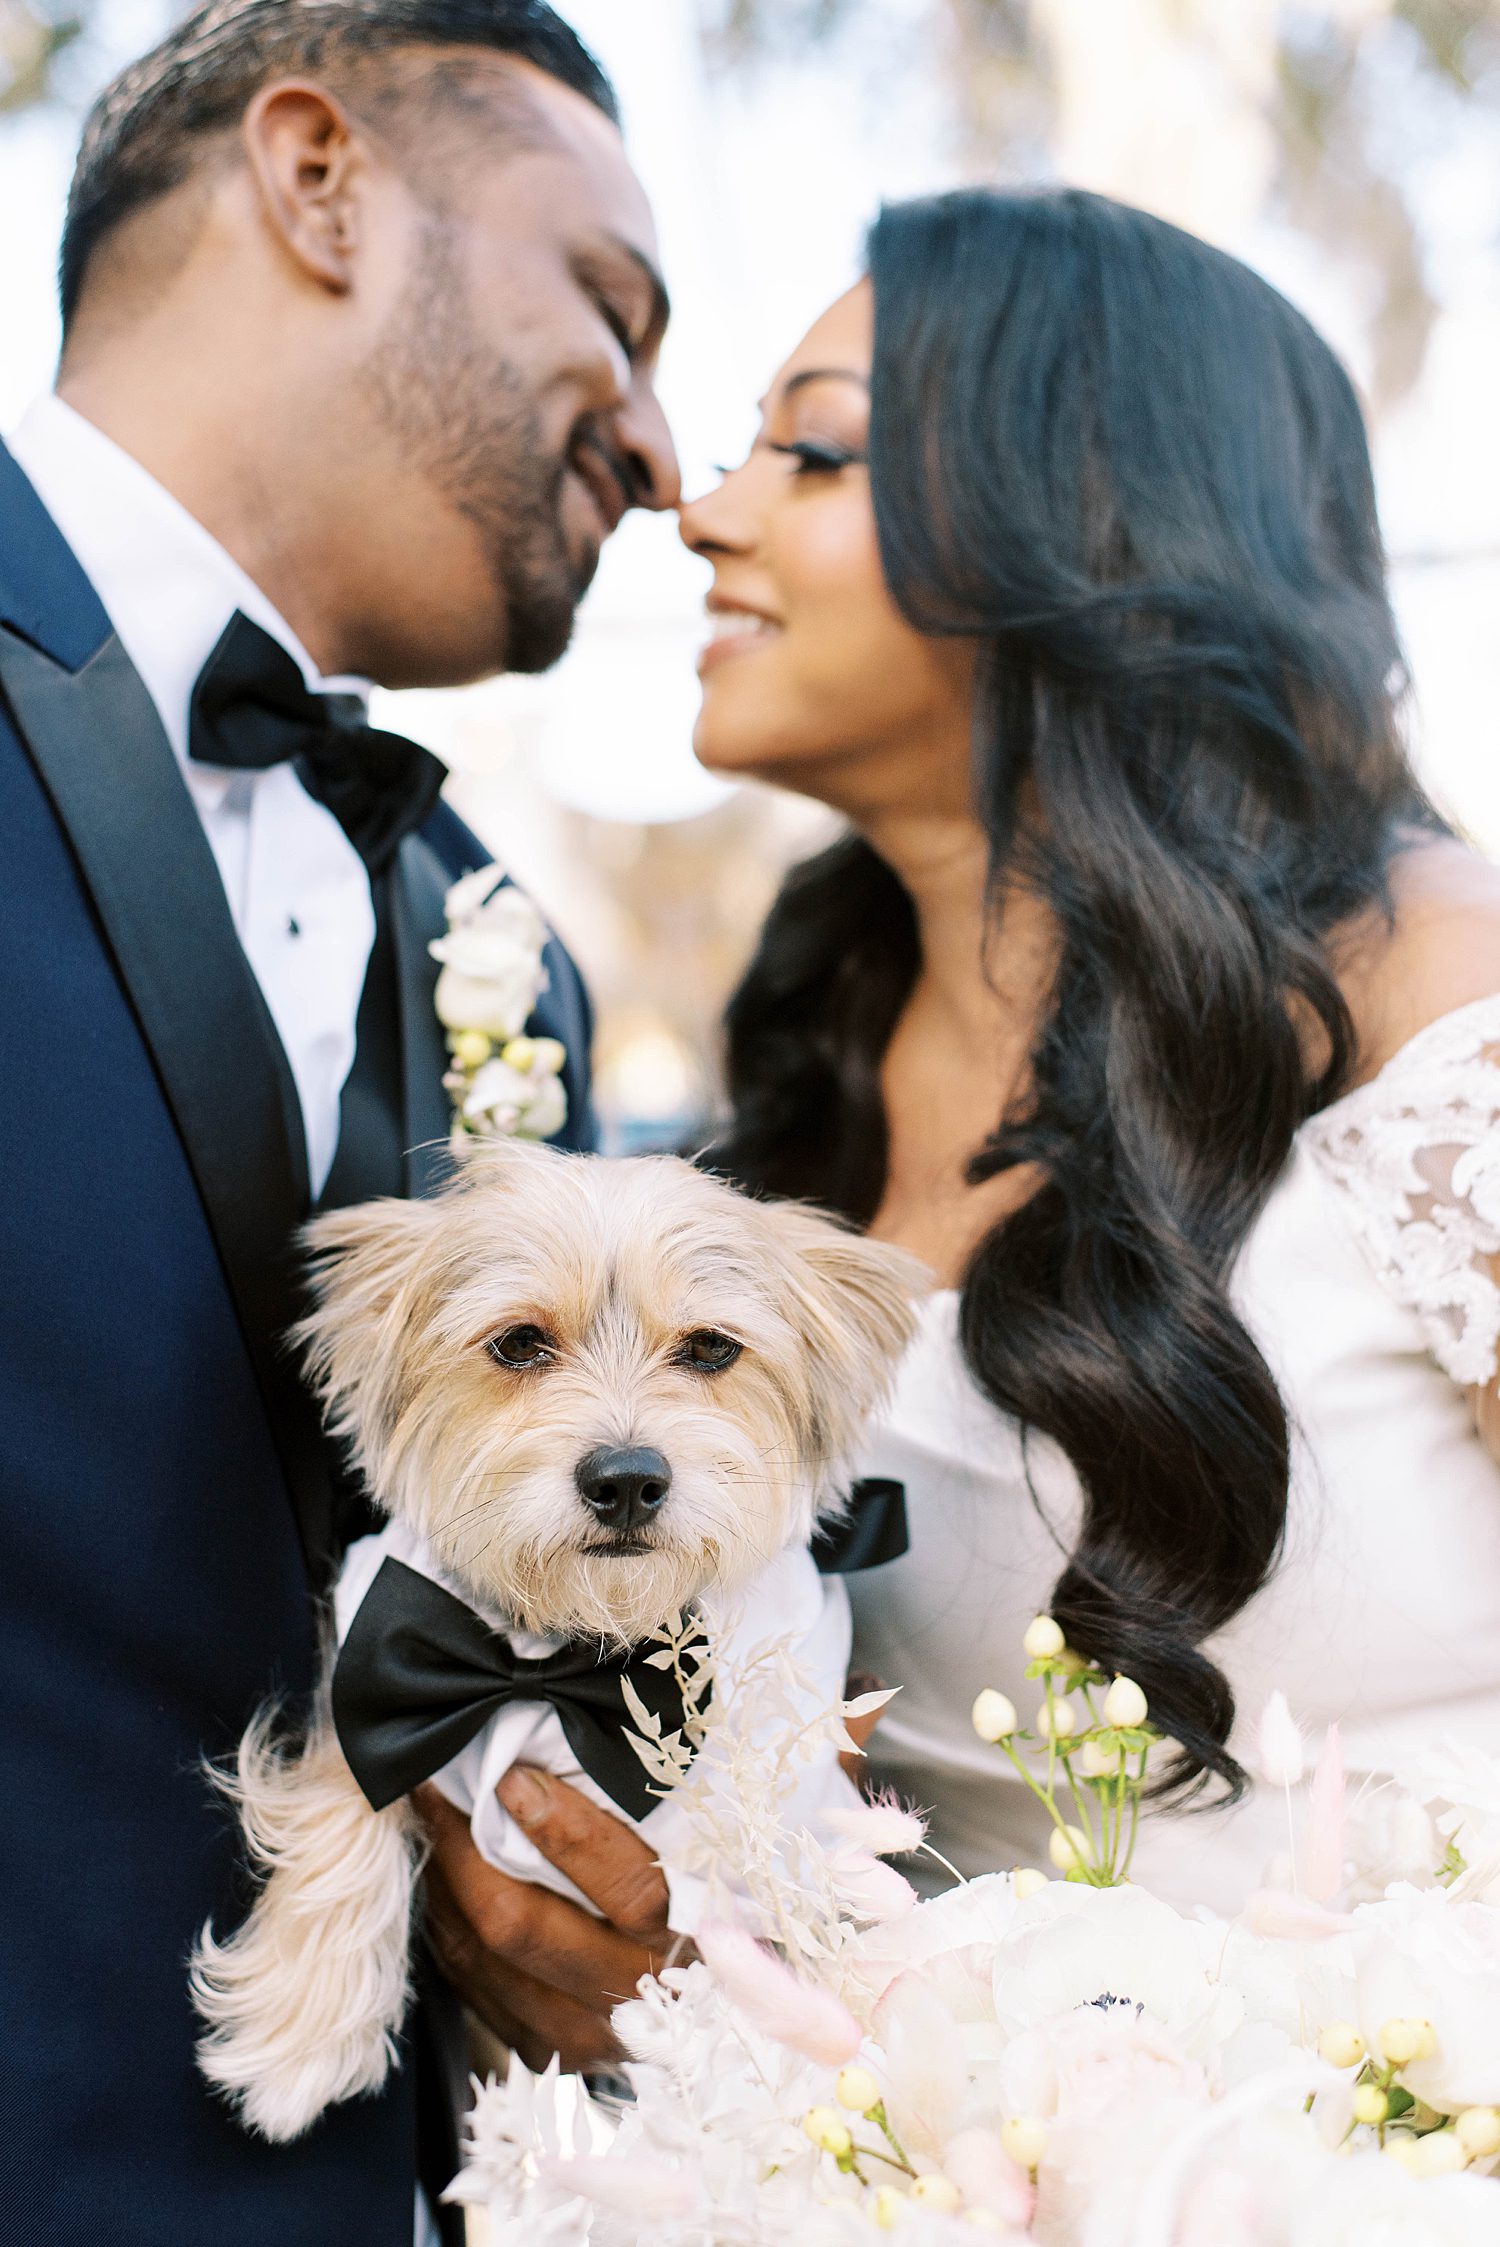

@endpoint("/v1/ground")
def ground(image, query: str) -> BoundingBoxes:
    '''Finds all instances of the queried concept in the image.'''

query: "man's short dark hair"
[60,0,618,331]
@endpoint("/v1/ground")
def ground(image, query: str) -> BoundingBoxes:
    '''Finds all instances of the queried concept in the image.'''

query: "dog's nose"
[574,1445,672,1532]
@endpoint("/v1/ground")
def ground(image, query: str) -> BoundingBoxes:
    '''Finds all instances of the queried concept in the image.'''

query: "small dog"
[190,1140,921,2142]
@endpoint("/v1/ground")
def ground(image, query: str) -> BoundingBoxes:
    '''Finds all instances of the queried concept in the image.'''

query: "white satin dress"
[849,993,1500,1913]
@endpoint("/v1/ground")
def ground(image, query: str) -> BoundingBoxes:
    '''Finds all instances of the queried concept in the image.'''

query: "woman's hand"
[415,1768,674,2073]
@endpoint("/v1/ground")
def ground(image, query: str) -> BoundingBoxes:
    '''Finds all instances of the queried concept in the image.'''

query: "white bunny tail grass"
[189,1695,424,2142]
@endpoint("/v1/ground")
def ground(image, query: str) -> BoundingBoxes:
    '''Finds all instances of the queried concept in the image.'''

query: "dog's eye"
[677,1329,743,1374]
[487,1324,555,1369]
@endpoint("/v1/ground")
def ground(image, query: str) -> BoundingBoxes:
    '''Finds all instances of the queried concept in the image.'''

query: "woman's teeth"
[708,612,778,641]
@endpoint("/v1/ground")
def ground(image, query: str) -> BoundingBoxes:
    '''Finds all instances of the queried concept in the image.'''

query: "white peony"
[1348,1885,1500,2110]
[857,1872,1021,1996]
[1288,2157,1500,2247]
[990,1881,1245,2063]
[1343,1780,1445,1905]
[1397,1742,1500,1902]
[999,2000,1207,2131]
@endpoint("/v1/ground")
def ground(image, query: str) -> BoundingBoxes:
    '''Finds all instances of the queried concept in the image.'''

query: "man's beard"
[360,218,592,675]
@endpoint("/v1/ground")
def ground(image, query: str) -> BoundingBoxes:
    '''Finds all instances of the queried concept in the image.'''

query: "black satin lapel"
[0,625,333,1575]
[393,830,458,1199]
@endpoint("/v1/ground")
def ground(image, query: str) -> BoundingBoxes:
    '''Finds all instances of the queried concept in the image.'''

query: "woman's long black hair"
[710,189,1440,1801]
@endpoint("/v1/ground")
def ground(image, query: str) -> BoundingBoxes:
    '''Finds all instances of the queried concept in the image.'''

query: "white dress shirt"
[8,395,377,1197]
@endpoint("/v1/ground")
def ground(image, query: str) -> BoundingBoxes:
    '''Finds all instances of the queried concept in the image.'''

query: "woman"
[681,186,1500,1910]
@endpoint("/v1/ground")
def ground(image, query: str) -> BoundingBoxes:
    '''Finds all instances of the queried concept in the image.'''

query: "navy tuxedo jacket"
[0,439,595,2244]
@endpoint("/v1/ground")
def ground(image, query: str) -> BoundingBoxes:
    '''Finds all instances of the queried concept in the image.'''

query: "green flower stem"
[1061,1754,1100,1861]
[1101,1754,1126,1881]
[851,2143,914,2177]
[866,2094,916,2166]
[1118,1748,1150,1880]
[999,1737,1076,1843]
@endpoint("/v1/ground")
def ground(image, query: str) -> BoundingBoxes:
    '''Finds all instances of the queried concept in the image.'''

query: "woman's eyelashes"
[768,438,868,475]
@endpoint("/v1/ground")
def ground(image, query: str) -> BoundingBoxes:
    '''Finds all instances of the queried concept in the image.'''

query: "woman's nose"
[679,464,754,557]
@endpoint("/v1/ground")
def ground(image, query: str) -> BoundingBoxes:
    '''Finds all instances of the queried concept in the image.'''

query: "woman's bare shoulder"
[1341,839,1500,1085]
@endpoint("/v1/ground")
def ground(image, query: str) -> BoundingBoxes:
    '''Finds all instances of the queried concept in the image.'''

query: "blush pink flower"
[695,1920,862,2065]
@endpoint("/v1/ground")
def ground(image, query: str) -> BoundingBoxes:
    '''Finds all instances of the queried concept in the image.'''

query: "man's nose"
[574,1445,673,1532]
[620,383,682,513]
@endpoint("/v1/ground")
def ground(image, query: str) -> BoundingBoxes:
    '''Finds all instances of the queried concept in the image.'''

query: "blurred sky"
[2,0,1498,843]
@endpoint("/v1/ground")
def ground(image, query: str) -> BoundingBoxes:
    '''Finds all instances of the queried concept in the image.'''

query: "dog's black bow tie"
[333,1482,906,1820]
[188,611,445,873]
[331,1559,703,1821]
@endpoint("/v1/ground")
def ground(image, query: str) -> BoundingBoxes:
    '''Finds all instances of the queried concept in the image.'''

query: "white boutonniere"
[430,866,568,1144]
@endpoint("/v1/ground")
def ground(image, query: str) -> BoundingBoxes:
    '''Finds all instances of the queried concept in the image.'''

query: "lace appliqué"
[1306,993,1500,1389]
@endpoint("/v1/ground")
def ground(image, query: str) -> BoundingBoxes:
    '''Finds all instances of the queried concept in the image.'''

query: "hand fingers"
[416,1783,663,2008]
[496,1768,672,1941]
[424,1873,621,2073]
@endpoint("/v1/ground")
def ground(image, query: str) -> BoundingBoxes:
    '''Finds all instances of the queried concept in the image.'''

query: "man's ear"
[240,80,368,295]
[296,1196,443,1481]
[757,1200,928,1475]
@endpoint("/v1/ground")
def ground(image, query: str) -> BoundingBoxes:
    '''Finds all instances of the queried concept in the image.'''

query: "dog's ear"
[295,1198,445,1484]
[757,1201,928,1476]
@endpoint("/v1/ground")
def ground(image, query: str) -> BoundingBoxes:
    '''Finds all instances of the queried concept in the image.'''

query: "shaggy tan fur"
[191,1142,924,2139]
[190,1695,424,2142]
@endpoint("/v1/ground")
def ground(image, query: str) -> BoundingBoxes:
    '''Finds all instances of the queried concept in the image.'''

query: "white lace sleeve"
[1305,994,1500,1388]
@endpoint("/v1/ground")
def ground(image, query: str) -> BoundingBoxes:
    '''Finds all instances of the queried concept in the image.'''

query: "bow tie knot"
[189,610,444,872]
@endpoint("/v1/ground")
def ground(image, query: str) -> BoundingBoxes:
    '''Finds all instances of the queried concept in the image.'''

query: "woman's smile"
[697,599,784,674]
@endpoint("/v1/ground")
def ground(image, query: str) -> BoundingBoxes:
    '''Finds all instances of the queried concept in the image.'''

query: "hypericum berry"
[971,1688,1019,1742]
[1317,2023,1366,2070]
[1048,1824,1090,1874]
[1000,2117,1047,2170]
[802,2106,853,2158]
[1101,1676,1148,1727]
[1457,2107,1500,2158]
[835,2065,881,2114]
[910,2175,962,2213]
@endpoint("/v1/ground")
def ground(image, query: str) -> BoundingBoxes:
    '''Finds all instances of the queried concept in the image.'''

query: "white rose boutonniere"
[430,867,568,1144]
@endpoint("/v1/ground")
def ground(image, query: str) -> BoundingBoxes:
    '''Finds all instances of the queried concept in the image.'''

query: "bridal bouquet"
[446,1621,1500,2247]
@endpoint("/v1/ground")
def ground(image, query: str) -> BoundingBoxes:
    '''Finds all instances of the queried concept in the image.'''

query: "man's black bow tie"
[331,1559,704,1822]
[188,611,445,873]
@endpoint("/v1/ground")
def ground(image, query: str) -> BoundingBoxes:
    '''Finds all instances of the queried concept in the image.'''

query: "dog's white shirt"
[333,1522,860,1931]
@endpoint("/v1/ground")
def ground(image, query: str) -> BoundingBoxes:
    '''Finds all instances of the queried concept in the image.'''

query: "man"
[0,3,682,2239]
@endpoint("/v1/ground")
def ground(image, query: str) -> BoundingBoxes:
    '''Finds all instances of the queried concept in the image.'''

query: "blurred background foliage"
[704,0,1500,407]
[0,0,79,112]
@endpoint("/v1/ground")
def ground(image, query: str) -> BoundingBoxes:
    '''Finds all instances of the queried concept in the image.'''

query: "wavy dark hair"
[710,188,1440,1801]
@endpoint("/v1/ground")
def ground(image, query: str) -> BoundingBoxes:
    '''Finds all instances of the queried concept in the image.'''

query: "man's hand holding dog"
[417,1769,672,2072]
[419,1681,889,2071]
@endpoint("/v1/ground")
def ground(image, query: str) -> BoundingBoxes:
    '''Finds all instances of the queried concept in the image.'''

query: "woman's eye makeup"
[767,437,867,475]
